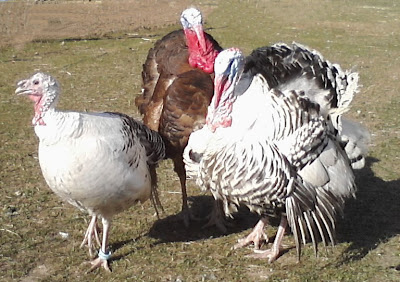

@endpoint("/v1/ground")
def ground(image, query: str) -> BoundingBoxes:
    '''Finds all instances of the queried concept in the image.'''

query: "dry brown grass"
[0,0,215,49]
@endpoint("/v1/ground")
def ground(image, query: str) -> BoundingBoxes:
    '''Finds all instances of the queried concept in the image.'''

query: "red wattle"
[184,29,219,74]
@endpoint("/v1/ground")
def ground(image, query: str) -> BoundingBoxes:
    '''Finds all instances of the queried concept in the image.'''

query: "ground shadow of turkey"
[146,195,260,244]
[336,157,400,265]
[110,156,399,265]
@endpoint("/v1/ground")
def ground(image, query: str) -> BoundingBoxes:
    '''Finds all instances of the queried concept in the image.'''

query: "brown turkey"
[135,8,223,228]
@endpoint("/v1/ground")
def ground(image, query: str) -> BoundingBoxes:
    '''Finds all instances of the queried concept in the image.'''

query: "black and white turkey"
[16,72,165,271]
[184,47,364,262]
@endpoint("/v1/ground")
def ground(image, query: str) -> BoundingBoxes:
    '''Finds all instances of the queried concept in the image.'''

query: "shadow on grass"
[112,156,399,264]
[106,198,261,266]
[147,195,261,243]
[337,157,400,263]
[109,234,147,262]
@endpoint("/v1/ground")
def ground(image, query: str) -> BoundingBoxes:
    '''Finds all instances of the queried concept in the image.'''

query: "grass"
[1,0,399,281]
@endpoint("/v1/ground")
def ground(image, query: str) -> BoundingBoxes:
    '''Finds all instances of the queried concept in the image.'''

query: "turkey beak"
[193,24,207,52]
[15,79,31,95]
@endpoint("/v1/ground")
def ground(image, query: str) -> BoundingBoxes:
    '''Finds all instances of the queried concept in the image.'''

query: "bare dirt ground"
[0,0,213,48]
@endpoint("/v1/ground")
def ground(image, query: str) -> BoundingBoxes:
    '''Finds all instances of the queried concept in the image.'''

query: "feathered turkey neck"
[206,48,245,131]
[32,88,57,126]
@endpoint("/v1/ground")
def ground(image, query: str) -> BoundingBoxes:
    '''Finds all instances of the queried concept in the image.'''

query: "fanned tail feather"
[285,179,345,259]
[337,117,371,169]
[335,70,359,110]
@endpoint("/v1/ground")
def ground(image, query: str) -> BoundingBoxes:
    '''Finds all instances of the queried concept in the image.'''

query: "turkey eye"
[33,80,39,85]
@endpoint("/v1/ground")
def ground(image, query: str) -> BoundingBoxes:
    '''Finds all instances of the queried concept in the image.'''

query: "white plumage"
[16,72,165,271]
[184,47,362,262]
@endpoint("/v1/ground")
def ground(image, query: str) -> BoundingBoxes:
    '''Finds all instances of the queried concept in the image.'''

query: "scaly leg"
[234,217,269,250]
[249,216,287,263]
[80,215,101,256]
[88,217,112,272]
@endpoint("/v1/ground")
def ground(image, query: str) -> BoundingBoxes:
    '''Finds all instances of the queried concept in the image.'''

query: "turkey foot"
[86,218,112,272]
[247,216,287,263]
[234,217,269,250]
[87,257,111,273]
[247,246,281,263]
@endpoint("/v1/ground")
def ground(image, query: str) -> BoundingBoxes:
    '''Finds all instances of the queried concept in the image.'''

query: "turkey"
[184,48,359,262]
[16,72,165,272]
[135,7,223,228]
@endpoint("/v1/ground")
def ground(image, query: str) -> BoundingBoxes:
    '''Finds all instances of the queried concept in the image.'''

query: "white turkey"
[16,72,165,271]
[184,48,360,262]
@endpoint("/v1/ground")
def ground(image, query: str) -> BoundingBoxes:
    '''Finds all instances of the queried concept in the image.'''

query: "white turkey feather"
[16,72,165,271]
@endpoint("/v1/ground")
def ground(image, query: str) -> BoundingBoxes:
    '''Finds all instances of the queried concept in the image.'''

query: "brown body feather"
[135,28,222,225]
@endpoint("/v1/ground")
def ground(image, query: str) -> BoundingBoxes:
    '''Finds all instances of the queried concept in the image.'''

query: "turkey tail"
[338,117,370,169]
[149,164,164,218]
[137,121,165,217]
[326,68,359,121]
[136,121,166,164]
[312,54,369,169]
[110,112,166,163]
[335,70,359,111]
[131,118,165,216]
[286,179,345,259]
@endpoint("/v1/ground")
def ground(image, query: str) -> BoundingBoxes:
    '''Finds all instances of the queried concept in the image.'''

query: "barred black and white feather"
[184,48,357,260]
[109,112,166,165]
[244,42,357,114]
[244,42,369,169]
